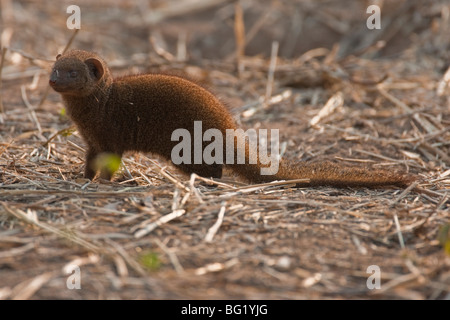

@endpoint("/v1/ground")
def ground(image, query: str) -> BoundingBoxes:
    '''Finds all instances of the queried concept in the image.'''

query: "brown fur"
[49,49,415,187]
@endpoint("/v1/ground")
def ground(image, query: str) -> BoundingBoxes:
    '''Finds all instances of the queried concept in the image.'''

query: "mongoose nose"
[49,70,58,86]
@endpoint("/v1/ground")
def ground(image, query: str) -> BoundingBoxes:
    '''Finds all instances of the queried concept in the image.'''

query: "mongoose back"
[49,49,415,187]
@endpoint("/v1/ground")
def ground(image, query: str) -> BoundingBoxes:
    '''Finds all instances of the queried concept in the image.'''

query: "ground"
[0,0,449,300]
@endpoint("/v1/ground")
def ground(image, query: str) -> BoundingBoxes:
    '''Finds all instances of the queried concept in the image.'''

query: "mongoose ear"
[84,58,104,80]
[56,54,62,60]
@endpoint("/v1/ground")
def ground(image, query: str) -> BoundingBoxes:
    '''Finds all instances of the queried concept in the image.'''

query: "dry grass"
[0,0,449,299]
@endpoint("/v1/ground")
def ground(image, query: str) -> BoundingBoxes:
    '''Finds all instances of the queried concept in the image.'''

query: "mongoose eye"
[69,71,78,78]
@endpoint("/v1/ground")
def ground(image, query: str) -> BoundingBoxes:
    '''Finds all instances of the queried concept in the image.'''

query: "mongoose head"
[49,49,110,96]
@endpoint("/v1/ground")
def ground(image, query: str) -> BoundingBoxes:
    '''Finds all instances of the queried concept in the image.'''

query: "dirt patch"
[0,0,449,300]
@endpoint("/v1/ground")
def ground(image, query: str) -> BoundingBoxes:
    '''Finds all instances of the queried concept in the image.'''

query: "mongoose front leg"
[85,148,99,180]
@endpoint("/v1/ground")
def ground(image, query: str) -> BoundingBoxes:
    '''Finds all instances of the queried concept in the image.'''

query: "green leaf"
[60,127,76,137]
[438,224,450,255]
[139,252,161,271]
[94,153,121,174]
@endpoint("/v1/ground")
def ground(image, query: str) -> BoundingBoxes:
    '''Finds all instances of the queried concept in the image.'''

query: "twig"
[176,31,187,62]
[141,0,230,25]
[437,65,450,96]
[3,47,54,63]
[393,213,405,249]
[62,28,80,55]
[264,41,279,108]
[154,238,184,275]
[188,173,204,203]
[228,178,310,191]
[105,239,148,277]
[0,189,152,196]
[372,272,419,296]
[377,84,438,134]
[0,242,35,259]
[150,32,175,61]
[234,1,245,76]
[134,209,186,238]
[141,155,190,192]
[310,91,344,127]
[391,180,420,205]
[244,6,273,53]
[353,149,415,164]
[195,258,239,276]
[189,172,238,190]
[11,272,55,300]
[1,202,101,252]
[20,85,42,133]
[42,125,76,147]
[205,202,226,242]
[0,46,7,113]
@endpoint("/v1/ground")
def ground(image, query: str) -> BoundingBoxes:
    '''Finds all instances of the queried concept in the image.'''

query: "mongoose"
[49,49,415,187]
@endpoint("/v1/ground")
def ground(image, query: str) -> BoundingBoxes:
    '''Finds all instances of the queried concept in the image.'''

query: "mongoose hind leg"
[175,163,223,179]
